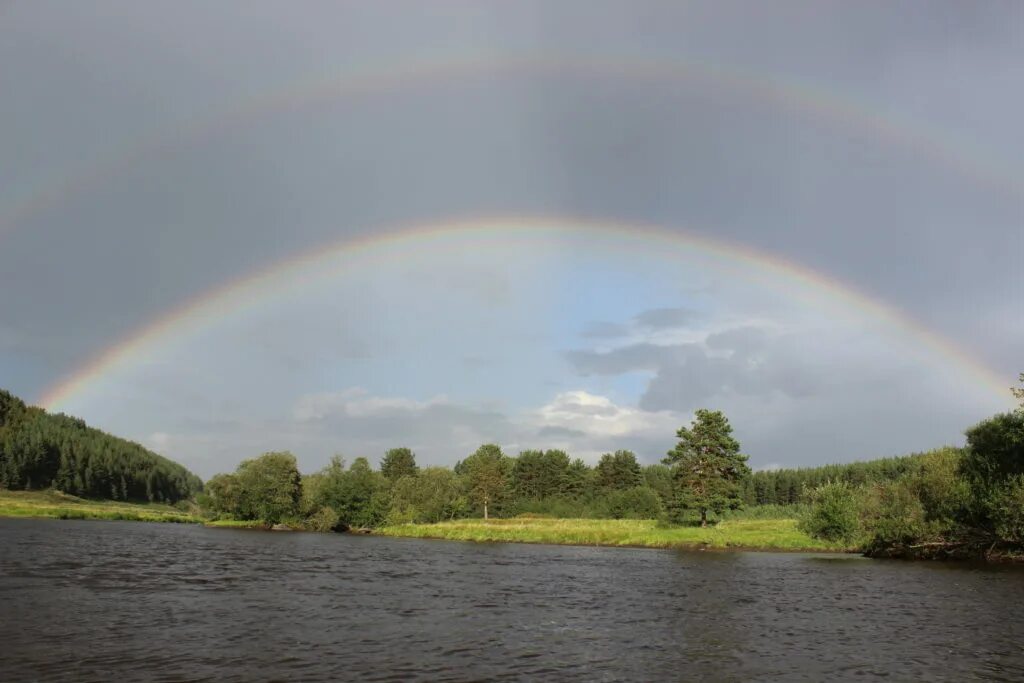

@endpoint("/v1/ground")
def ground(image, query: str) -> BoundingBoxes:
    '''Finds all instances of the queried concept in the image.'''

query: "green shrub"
[305,506,342,532]
[599,486,665,519]
[990,475,1024,543]
[863,481,929,549]
[800,481,861,543]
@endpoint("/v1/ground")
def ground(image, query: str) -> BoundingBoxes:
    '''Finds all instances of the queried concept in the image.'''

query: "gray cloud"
[634,307,700,330]
[581,321,631,339]
[1,1,1020,474]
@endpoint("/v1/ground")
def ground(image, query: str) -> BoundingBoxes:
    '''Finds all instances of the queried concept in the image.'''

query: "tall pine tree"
[663,409,751,526]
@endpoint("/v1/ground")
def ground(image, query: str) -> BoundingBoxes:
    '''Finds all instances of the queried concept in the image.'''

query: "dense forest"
[199,385,1024,560]
[0,389,202,502]
[4,376,1022,561]
[201,410,751,529]
[741,452,947,506]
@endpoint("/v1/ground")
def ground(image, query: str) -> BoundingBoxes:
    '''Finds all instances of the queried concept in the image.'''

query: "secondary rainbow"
[3,54,1021,242]
[39,215,1012,412]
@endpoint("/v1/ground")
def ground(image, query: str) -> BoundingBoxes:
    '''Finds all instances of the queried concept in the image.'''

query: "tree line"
[800,376,1024,559]
[0,389,202,503]
[740,453,941,506]
[199,409,751,529]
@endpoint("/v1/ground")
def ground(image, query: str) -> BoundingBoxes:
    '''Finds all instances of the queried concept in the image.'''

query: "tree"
[234,451,302,523]
[1013,373,1024,409]
[962,411,1024,529]
[202,473,242,516]
[663,409,751,526]
[310,456,389,529]
[595,450,643,491]
[510,449,571,499]
[388,467,466,523]
[462,444,508,519]
[800,481,861,542]
[381,447,418,481]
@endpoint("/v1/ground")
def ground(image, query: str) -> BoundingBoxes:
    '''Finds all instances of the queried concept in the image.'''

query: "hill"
[0,389,201,503]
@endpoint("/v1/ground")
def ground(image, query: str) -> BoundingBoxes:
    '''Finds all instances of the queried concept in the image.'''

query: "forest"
[2,379,1022,560]
[200,380,1024,560]
[0,389,202,503]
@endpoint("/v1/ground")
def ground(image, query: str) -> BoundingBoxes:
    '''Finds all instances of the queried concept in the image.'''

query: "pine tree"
[663,409,751,526]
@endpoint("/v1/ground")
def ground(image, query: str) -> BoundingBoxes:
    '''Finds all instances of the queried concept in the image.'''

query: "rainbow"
[39,215,1012,412]
[3,55,1022,242]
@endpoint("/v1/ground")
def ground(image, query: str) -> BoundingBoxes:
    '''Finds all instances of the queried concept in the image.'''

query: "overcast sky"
[1,1,1021,478]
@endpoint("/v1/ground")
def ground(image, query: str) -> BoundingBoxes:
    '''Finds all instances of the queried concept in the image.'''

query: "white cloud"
[531,390,681,439]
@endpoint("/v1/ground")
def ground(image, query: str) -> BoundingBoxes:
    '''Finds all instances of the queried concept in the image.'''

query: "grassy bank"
[0,489,200,523]
[204,518,270,529]
[376,516,851,552]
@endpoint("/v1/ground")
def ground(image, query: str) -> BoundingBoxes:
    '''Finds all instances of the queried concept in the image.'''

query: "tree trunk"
[484,499,489,520]
[700,509,707,527]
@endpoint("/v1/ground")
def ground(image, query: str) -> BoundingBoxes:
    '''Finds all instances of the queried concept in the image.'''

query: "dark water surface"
[2,520,1023,681]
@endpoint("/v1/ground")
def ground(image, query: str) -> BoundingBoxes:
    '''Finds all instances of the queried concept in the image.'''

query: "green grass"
[0,489,200,524]
[377,516,850,552]
[203,518,269,529]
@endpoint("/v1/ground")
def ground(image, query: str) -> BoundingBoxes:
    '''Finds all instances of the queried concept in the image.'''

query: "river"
[1,519,1022,681]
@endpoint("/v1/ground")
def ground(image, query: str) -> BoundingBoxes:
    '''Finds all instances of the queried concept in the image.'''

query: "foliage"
[861,480,930,550]
[594,450,643,491]
[461,444,509,519]
[962,411,1024,526]
[989,475,1024,543]
[642,464,674,506]
[663,409,751,525]
[510,449,572,499]
[387,467,466,524]
[800,481,862,543]
[230,451,302,524]
[598,485,665,519]
[0,389,201,503]
[305,505,342,533]
[307,456,389,529]
[380,447,418,481]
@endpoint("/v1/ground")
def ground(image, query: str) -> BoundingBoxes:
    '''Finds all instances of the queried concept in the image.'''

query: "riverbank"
[0,490,199,523]
[376,517,851,552]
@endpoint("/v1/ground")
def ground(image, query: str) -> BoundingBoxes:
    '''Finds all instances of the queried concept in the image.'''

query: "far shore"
[1,490,851,553]
[374,517,852,553]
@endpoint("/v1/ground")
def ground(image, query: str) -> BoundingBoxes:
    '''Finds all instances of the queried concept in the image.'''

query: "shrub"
[800,481,861,543]
[305,505,342,533]
[599,486,664,519]
[910,447,969,524]
[990,475,1024,543]
[863,481,929,549]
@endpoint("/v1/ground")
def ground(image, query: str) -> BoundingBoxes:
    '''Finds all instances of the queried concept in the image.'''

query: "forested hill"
[0,389,201,503]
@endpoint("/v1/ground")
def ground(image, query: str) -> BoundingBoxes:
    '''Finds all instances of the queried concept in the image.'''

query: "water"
[1,520,1023,681]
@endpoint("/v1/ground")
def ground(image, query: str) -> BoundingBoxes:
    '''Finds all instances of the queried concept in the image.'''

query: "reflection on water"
[1,519,1022,681]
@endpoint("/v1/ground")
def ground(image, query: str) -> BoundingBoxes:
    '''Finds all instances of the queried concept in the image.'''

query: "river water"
[1,519,1023,681]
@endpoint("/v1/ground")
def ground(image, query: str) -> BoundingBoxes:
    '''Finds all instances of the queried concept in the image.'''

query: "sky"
[1,1,1021,478]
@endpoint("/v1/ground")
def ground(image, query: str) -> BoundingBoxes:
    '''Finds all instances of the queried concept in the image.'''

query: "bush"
[387,468,466,524]
[910,447,969,524]
[990,475,1024,543]
[800,481,861,543]
[862,481,930,550]
[599,486,664,519]
[962,411,1024,526]
[305,505,342,532]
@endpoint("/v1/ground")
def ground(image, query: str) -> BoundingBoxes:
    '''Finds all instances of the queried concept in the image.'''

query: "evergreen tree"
[595,450,643,490]
[663,409,751,526]
[380,447,419,481]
